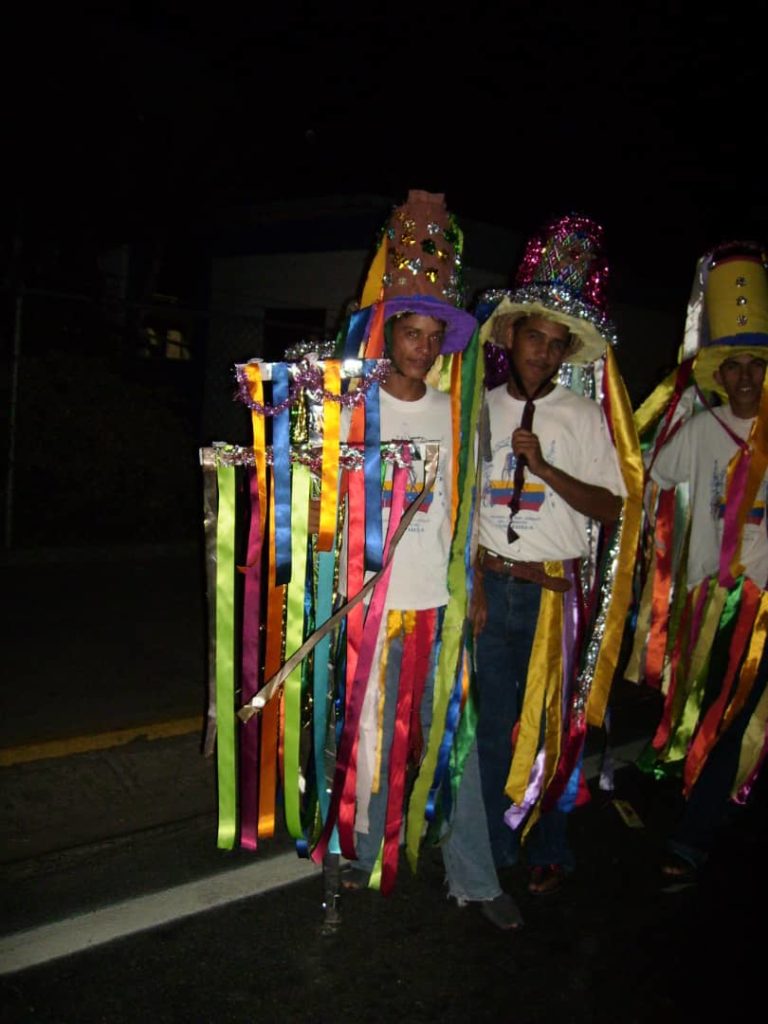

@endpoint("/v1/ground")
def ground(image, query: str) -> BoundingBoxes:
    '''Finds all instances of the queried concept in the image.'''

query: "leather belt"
[476,546,571,592]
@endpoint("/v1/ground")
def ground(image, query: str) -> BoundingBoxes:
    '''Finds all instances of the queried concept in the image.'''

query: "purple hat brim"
[379,296,477,354]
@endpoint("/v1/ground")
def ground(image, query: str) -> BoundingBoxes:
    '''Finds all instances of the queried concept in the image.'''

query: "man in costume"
[462,215,640,897]
[323,189,526,928]
[631,241,768,884]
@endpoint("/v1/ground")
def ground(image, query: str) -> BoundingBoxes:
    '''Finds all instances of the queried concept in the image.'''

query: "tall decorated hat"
[351,189,477,356]
[683,240,768,399]
[477,213,617,365]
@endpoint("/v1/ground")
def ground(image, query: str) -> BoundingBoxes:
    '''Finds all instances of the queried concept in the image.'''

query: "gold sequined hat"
[685,241,768,398]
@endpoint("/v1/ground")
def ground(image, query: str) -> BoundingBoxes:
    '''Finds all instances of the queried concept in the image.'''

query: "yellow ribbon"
[633,367,682,438]
[505,577,564,805]
[724,590,768,733]
[733,595,768,793]
[359,235,387,308]
[664,582,725,762]
[318,361,341,551]
[586,346,644,726]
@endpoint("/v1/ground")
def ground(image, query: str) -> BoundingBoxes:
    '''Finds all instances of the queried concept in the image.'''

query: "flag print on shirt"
[484,480,546,512]
[382,476,434,512]
[717,497,766,527]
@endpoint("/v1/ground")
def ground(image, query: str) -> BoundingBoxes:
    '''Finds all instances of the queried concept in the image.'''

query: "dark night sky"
[5,4,766,305]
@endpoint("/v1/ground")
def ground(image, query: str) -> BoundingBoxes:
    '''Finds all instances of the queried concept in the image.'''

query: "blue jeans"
[355,615,503,902]
[441,740,503,902]
[353,629,430,874]
[474,570,573,870]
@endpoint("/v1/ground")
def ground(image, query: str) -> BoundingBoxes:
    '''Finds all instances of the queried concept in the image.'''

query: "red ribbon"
[380,609,436,895]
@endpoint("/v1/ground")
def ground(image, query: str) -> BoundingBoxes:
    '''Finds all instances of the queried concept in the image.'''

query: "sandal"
[528,864,569,896]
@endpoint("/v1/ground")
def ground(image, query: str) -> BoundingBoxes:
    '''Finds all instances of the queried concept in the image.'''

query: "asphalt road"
[1,544,766,1022]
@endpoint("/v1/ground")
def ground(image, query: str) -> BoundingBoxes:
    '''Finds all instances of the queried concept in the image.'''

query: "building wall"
[210,249,511,341]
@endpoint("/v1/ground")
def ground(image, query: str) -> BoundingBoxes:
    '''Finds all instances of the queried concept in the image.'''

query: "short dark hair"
[512,314,576,354]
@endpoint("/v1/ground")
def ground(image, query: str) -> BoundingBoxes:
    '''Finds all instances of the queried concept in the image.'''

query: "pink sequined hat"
[478,213,617,365]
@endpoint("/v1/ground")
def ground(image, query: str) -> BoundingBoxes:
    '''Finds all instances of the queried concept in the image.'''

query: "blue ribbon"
[420,610,466,824]
[556,747,585,813]
[272,363,292,585]
[343,307,373,358]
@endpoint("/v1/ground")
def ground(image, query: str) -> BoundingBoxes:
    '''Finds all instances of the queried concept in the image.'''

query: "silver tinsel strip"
[201,441,427,472]
[571,507,624,720]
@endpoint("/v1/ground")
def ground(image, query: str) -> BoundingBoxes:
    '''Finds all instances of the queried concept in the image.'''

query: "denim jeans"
[474,570,574,870]
[440,740,503,902]
[354,614,503,902]
[353,629,428,874]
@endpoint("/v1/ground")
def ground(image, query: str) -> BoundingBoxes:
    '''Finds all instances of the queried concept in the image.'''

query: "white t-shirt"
[477,383,626,562]
[650,404,768,588]
[341,385,453,610]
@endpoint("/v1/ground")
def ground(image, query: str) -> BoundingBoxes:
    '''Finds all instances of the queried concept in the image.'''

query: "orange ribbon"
[644,488,676,687]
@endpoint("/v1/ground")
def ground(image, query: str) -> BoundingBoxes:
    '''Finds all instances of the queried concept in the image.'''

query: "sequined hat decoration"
[477,213,618,365]
[382,189,464,306]
[357,189,477,355]
[687,241,768,398]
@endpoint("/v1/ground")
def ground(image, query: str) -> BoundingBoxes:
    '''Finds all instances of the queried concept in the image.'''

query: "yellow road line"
[0,716,204,767]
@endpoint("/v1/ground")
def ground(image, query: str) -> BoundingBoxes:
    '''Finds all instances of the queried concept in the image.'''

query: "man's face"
[504,315,572,392]
[388,314,445,380]
[714,352,767,416]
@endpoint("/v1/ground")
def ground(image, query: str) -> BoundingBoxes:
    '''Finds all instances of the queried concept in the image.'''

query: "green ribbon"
[313,548,335,831]
[405,328,484,871]
[666,578,742,762]
[215,463,237,849]
[283,462,311,838]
